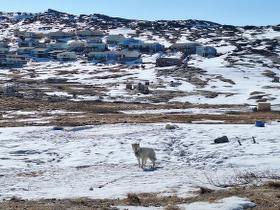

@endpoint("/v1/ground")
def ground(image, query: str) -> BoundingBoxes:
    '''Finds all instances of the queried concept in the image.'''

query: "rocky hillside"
[0,9,280,105]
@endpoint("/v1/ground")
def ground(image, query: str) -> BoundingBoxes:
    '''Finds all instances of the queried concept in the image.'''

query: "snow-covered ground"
[0,123,279,200]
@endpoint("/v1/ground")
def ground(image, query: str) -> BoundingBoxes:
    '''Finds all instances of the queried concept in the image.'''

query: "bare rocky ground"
[0,97,279,127]
[1,182,280,210]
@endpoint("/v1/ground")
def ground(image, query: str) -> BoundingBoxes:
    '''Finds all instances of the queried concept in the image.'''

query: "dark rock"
[52,126,64,131]
[214,136,229,144]
[272,76,279,83]
[137,83,149,94]
[165,124,178,130]
[125,83,133,90]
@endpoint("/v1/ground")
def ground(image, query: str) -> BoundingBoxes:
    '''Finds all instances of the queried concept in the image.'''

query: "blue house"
[31,48,50,58]
[0,41,9,48]
[86,43,107,52]
[17,47,34,55]
[86,37,103,44]
[88,51,119,62]
[48,42,68,51]
[119,38,144,49]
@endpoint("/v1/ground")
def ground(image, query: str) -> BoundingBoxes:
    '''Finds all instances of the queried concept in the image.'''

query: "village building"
[86,37,103,44]
[17,39,28,48]
[18,38,46,48]
[106,35,125,45]
[156,57,182,67]
[57,52,77,61]
[38,26,52,31]
[48,42,68,51]
[0,47,9,57]
[119,38,144,49]
[169,42,202,55]
[18,38,35,47]
[31,48,50,58]
[17,47,34,55]
[48,50,66,59]
[86,43,107,52]
[14,30,27,38]
[119,49,141,63]
[47,31,75,40]
[88,51,119,62]
[0,41,9,48]
[24,31,44,39]
[67,40,86,52]
[140,43,165,53]
[1,54,27,67]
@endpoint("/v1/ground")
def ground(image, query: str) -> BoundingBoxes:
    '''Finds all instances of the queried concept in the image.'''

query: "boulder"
[257,102,271,112]
[165,124,178,130]
[52,126,64,131]
[214,136,229,144]
[125,83,133,90]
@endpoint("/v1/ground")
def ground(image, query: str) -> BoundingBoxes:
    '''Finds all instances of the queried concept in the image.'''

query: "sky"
[1,0,280,26]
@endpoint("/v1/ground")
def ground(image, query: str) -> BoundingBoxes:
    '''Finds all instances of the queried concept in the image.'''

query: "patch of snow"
[179,196,256,210]
[116,197,255,210]
[216,45,237,54]
[0,123,280,200]
[45,91,72,97]
[120,107,249,115]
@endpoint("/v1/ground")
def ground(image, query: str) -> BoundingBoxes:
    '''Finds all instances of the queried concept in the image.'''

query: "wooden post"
[252,136,256,144]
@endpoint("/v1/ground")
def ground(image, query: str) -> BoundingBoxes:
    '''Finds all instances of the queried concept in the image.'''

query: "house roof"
[88,51,118,56]
[170,42,201,49]
[120,50,141,58]
[32,48,49,52]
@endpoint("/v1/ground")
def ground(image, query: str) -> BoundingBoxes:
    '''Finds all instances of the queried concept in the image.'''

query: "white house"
[57,52,77,61]
[67,40,86,51]
[48,42,68,51]
[24,31,44,39]
[106,35,125,45]
[119,38,144,49]
[119,49,141,63]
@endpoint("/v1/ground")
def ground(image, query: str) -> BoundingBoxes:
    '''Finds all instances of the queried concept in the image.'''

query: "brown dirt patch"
[0,97,279,127]
[0,183,279,210]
